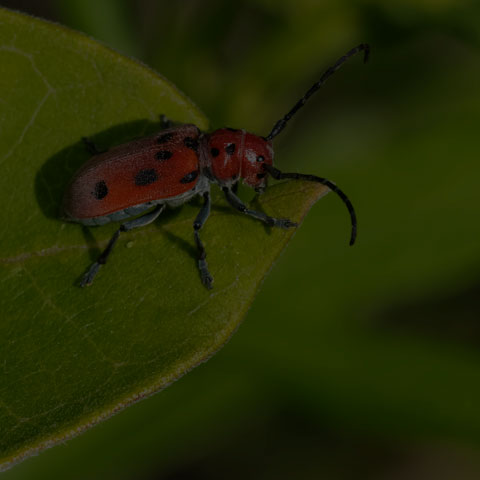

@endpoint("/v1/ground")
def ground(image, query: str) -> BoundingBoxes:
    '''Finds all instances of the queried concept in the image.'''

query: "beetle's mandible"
[62,44,370,289]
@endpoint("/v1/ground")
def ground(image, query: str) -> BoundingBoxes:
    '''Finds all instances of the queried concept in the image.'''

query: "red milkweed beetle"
[63,44,369,289]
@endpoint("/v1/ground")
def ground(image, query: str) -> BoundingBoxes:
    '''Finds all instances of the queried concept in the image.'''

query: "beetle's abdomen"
[63,125,202,221]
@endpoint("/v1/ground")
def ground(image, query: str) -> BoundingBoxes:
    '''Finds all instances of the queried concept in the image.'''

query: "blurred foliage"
[2,0,480,478]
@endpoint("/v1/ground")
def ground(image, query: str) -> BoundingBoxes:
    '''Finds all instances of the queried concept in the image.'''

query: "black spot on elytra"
[92,180,108,200]
[184,136,199,151]
[135,169,158,186]
[211,147,220,157]
[156,150,173,161]
[157,132,174,144]
[225,143,236,155]
[180,170,199,184]
[256,155,265,162]
[226,127,239,132]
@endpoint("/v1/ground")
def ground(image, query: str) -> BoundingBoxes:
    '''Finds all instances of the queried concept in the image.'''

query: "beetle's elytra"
[63,44,369,289]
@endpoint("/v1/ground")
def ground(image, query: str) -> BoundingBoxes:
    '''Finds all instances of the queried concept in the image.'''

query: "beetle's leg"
[81,137,107,155]
[223,187,297,229]
[193,191,213,289]
[263,164,357,245]
[159,114,173,129]
[80,204,165,287]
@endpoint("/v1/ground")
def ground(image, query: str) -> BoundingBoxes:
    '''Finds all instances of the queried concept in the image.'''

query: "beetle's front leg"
[223,187,297,229]
[193,191,213,289]
[81,137,107,155]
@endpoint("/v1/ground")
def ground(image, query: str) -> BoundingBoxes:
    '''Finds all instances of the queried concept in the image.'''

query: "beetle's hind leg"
[80,204,165,287]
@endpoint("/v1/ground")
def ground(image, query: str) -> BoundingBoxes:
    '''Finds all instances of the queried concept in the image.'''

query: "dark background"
[3,0,480,479]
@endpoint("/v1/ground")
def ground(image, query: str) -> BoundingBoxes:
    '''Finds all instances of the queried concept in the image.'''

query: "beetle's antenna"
[263,164,357,245]
[266,44,369,141]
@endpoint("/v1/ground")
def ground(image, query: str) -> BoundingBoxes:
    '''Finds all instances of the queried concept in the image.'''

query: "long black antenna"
[263,165,357,245]
[266,44,369,141]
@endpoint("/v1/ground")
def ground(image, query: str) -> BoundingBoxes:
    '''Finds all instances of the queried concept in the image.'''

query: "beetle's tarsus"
[198,258,213,289]
[275,218,297,229]
[80,263,101,287]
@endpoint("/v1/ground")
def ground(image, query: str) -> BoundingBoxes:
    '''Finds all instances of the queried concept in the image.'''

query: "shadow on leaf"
[34,118,169,220]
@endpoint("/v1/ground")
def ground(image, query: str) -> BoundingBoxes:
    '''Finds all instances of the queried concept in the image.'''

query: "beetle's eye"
[256,155,264,162]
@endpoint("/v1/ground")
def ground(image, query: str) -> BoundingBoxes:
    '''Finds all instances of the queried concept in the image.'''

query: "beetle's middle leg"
[193,191,213,289]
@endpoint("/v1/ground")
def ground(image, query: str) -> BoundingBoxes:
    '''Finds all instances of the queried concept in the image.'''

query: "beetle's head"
[239,133,273,193]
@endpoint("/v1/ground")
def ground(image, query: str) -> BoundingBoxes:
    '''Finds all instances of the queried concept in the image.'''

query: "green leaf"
[0,8,329,470]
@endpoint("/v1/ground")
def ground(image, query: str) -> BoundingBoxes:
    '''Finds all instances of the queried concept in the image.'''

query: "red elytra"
[64,125,204,222]
[63,44,369,289]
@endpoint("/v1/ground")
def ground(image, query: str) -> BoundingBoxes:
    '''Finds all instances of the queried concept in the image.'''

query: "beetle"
[62,44,369,289]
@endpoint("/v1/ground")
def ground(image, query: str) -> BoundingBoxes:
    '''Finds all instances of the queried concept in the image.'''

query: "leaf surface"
[0,8,329,469]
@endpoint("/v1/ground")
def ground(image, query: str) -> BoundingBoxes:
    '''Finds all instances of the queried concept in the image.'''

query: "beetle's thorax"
[201,128,274,191]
